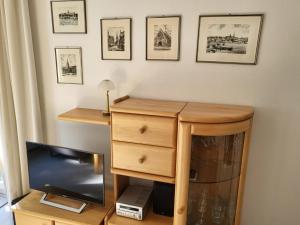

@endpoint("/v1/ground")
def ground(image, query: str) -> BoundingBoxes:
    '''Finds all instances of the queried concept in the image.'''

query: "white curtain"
[0,0,43,202]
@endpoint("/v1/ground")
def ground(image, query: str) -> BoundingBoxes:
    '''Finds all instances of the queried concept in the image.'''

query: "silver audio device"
[116,185,152,220]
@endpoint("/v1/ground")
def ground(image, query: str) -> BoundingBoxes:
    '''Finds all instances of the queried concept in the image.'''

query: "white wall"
[28,0,300,225]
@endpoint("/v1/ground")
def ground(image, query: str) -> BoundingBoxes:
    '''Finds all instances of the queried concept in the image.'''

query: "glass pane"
[187,133,244,225]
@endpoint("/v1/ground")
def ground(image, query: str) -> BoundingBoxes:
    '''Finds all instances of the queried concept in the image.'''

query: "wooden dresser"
[108,98,187,225]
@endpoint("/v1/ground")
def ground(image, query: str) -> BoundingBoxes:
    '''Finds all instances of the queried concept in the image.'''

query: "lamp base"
[102,111,111,116]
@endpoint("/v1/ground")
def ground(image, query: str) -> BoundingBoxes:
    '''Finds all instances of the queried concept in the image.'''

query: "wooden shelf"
[108,210,173,225]
[58,108,110,126]
[111,168,175,184]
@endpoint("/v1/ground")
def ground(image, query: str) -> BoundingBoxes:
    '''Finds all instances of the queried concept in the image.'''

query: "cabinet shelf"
[108,210,173,225]
[111,168,175,184]
[189,175,240,184]
[58,108,110,126]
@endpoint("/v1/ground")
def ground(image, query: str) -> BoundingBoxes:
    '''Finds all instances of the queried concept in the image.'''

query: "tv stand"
[13,190,114,225]
[40,192,87,214]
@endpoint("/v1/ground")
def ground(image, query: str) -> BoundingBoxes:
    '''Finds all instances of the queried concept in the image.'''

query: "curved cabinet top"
[179,102,254,124]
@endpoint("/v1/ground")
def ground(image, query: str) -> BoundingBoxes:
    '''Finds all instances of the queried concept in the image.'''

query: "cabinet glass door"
[187,133,244,225]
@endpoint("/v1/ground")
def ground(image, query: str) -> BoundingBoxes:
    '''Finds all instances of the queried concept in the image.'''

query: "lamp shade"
[98,79,115,92]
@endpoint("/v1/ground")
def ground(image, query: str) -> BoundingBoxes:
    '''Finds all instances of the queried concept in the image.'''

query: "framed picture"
[55,47,83,84]
[146,16,181,61]
[51,0,87,34]
[196,14,264,64]
[100,18,132,60]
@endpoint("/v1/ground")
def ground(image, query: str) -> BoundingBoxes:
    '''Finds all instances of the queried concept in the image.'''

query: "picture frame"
[55,47,83,84]
[100,18,132,60]
[146,15,181,61]
[51,0,87,34]
[196,14,264,64]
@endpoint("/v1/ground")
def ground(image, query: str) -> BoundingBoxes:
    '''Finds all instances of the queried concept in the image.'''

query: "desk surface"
[58,108,110,126]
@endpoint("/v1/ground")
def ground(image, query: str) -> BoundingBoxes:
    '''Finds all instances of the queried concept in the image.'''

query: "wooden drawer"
[112,141,176,177]
[112,113,177,148]
[15,212,53,225]
[55,222,81,225]
[55,222,71,225]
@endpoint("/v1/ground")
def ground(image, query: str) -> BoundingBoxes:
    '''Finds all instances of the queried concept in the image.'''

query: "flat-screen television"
[26,142,104,205]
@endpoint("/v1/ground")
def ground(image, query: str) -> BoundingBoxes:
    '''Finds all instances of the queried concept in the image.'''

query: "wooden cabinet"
[15,212,53,225]
[174,102,253,225]
[108,98,186,225]
[13,190,114,225]
[108,98,253,225]
[57,98,254,225]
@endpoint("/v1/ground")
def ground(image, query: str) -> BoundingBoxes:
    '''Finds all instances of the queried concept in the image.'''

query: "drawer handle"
[177,206,185,214]
[138,155,147,164]
[139,125,147,134]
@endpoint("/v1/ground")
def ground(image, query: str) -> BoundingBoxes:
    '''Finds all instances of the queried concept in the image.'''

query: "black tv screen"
[26,142,104,205]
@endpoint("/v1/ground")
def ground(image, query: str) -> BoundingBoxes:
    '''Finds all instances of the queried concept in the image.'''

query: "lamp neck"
[106,90,110,113]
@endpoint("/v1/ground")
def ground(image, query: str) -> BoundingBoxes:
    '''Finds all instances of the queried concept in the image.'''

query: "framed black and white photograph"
[51,0,87,34]
[146,16,181,61]
[100,18,132,60]
[55,47,83,84]
[196,14,263,64]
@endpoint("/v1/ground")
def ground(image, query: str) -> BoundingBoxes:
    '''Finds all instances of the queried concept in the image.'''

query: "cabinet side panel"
[174,122,191,225]
[234,119,253,225]
[113,174,129,202]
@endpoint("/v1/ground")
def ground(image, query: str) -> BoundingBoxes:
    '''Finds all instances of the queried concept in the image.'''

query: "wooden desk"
[58,108,110,126]
[13,190,114,225]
